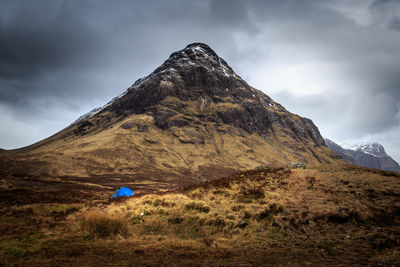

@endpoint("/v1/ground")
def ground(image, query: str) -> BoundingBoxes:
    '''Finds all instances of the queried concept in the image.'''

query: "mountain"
[324,139,357,164]
[325,139,400,173]
[343,142,387,157]
[0,43,341,190]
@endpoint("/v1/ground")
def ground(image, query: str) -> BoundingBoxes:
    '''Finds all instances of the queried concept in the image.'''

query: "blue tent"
[110,187,134,199]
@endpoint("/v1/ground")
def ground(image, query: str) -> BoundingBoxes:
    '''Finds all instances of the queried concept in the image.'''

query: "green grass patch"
[0,232,45,258]
[51,204,73,212]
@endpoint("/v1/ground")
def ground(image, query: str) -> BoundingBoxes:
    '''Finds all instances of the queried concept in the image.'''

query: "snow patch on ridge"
[71,89,130,125]
[343,142,387,157]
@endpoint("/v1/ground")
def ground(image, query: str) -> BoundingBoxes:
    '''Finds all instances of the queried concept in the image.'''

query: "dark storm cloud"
[0,0,399,161]
[0,0,254,113]
[230,0,400,159]
[389,19,400,30]
[209,0,254,31]
[0,1,106,79]
[244,0,400,130]
[370,0,400,30]
[0,0,111,113]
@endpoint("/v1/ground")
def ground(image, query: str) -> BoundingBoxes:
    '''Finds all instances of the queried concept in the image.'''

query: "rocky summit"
[0,43,340,191]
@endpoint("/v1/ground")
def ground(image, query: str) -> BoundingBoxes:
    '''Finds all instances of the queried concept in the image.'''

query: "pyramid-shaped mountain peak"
[0,42,339,184]
[169,42,228,67]
[70,43,326,148]
[181,42,220,60]
[150,42,240,85]
[72,43,253,123]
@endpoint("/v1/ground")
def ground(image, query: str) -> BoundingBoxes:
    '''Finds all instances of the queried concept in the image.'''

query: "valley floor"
[1,165,400,266]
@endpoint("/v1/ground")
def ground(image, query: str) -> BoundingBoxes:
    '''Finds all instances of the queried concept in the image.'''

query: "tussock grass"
[80,211,128,239]
[185,202,210,213]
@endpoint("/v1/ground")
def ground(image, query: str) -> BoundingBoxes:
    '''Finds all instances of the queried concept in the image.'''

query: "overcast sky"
[1,0,399,161]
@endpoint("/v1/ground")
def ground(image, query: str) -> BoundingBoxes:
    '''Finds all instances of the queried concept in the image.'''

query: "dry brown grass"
[80,211,128,239]
[1,165,400,265]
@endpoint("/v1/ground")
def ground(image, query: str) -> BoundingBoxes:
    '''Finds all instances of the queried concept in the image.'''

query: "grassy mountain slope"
[0,113,339,183]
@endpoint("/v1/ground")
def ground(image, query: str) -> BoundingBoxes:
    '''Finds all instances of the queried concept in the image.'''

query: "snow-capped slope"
[71,90,130,125]
[325,139,400,173]
[343,142,387,157]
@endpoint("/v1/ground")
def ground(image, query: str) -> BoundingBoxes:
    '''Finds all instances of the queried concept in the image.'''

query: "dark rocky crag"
[72,43,325,146]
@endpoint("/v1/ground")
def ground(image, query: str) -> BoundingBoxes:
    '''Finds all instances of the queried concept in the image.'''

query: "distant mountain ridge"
[325,139,400,173]
[342,142,387,157]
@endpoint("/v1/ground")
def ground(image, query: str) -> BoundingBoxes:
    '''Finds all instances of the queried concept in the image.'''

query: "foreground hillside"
[1,165,399,266]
